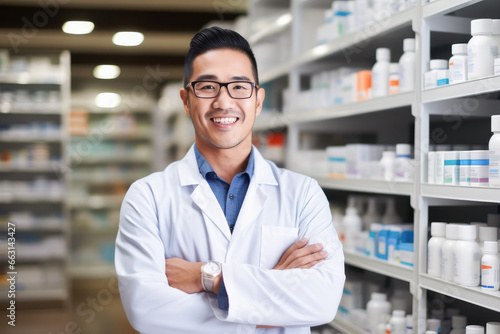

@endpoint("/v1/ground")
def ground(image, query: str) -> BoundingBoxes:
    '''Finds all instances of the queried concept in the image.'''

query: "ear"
[180,88,190,116]
[255,87,265,117]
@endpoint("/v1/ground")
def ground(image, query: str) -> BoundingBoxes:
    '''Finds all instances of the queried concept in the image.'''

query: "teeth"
[212,117,237,124]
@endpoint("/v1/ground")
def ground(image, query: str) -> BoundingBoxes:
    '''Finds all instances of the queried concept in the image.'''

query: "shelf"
[69,176,139,185]
[421,184,500,204]
[344,251,414,283]
[328,317,366,334]
[0,136,63,143]
[293,8,415,67]
[0,288,68,302]
[72,156,151,164]
[420,274,500,312]
[0,196,64,204]
[0,72,63,85]
[70,264,116,279]
[423,0,485,18]
[288,92,414,123]
[1,108,63,115]
[254,110,289,131]
[248,13,292,45]
[259,60,292,84]
[71,129,151,141]
[69,195,123,209]
[0,164,60,173]
[72,228,118,236]
[316,176,414,196]
[422,75,500,103]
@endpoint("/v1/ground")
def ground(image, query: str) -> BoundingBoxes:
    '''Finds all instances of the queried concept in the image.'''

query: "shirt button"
[229,193,234,200]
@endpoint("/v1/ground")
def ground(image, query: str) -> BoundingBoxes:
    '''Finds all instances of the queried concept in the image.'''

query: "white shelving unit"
[242,0,500,332]
[0,50,71,305]
[68,107,153,279]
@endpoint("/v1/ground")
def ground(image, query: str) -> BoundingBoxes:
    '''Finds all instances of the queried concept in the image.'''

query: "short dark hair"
[183,26,259,87]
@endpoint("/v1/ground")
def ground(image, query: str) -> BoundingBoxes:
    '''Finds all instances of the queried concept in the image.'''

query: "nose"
[212,85,236,110]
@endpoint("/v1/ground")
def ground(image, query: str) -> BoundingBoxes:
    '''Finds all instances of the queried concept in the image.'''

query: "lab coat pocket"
[260,226,298,269]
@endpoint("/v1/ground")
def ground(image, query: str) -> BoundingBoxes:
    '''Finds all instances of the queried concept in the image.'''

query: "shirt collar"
[194,143,254,180]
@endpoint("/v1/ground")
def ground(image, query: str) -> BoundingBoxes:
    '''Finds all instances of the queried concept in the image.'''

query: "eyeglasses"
[186,81,257,99]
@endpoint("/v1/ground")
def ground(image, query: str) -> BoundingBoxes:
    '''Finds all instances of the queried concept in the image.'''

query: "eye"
[199,84,216,90]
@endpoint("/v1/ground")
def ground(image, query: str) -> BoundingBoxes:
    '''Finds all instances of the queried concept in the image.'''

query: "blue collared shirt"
[194,144,254,310]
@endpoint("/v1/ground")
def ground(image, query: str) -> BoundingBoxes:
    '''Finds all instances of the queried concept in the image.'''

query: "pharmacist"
[115,26,345,334]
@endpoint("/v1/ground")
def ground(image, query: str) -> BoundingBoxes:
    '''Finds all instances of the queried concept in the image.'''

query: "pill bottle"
[492,20,500,54]
[389,62,400,95]
[479,226,498,254]
[399,38,416,92]
[428,222,447,277]
[427,319,441,332]
[470,150,489,187]
[459,151,471,186]
[372,48,391,97]
[424,60,448,89]
[367,292,391,331]
[381,151,396,181]
[489,115,500,187]
[449,43,468,84]
[441,224,458,281]
[454,225,480,286]
[444,151,460,185]
[481,241,499,291]
[451,315,467,334]
[343,206,362,252]
[486,322,500,334]
[390,310,406,334]
[395,144,413,181]
[406,315,413,334]
[468,19,498,80]
[466,326,484,334]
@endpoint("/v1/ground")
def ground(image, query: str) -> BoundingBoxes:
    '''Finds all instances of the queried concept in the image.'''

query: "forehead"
[190,48,254,81]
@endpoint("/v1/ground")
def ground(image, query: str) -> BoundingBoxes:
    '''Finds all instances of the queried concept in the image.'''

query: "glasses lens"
[194,82,220,98]
[193,81,253,98]
[227,82,253,98]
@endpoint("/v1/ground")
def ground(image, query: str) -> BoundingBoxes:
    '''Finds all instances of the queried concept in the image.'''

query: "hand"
[165,257,204,294]
[273,238,328,270]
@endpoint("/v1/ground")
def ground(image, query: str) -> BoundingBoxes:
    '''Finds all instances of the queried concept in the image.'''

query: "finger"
[299,259,324,269]
[282,243,323,267]
[275,238,308,267]
[288,250,328,269]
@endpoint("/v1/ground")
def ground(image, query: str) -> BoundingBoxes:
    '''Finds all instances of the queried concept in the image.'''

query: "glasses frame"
[186,80,258,99]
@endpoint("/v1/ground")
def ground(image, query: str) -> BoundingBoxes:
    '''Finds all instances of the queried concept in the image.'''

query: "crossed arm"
[164,237,328,328]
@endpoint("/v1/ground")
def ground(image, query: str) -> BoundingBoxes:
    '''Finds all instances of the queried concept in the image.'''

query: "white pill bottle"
[468,19,498,79]
[489,115,500,187]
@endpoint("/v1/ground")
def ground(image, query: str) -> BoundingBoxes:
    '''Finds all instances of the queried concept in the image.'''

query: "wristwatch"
[201,261,222,293]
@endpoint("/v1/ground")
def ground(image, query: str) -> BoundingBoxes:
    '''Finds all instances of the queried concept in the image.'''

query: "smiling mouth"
[211,117,238,124]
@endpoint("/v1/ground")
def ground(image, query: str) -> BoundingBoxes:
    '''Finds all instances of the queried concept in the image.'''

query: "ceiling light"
[276,14,292,27]
[62,21,94,35]
[112,32,144,46]
[93,65,121,79]
[95,93,121,108]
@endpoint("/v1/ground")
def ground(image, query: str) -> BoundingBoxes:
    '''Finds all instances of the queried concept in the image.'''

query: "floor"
[4,278,137,334]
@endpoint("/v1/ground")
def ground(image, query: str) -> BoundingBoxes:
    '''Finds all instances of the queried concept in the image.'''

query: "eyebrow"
[193,74,252,81]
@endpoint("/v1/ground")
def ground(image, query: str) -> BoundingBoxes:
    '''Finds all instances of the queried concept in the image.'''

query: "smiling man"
[115,26,345,334]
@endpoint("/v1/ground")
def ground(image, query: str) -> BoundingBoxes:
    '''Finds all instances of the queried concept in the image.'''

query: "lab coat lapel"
[231,148,277,238]
[178,145,231,241]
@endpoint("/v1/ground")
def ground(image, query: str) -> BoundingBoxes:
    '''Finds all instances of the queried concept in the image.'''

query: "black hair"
[183,26,259,87]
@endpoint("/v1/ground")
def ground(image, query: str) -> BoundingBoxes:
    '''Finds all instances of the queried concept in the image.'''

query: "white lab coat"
[115,145,345,334]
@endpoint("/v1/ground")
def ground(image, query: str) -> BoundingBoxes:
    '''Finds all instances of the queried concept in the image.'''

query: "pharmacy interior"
[1,0,500,333]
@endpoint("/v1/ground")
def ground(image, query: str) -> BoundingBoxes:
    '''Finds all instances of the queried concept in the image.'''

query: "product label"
[450,58,467,83]
[481,263,499,289]
[437,78,449,86]
[489,150,500,181]
[470,159,489,184]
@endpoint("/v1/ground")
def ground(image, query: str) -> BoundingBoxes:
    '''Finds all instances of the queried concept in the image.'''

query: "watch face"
[205,262,220,275]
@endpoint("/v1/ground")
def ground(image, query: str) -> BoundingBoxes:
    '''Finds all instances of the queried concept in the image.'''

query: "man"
[115,26,345,334]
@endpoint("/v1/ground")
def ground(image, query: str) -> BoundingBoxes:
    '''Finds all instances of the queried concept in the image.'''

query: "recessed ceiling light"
[276,14,292,27]
[95,93,121,108]
[93,65,121,79]
[112,32,144,46]
[62,21,94,35]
